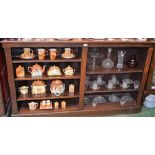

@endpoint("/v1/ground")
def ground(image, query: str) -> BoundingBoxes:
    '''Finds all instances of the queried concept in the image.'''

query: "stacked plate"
[144,94,155,108]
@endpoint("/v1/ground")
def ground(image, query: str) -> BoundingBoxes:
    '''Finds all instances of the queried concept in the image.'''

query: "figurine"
[31,80,46,95]
[16,65,25,77]
[102,48,114,69]
[28,63,46,77]
[50,80,65,96]
[63,65,75,76]
[47,65,62,76]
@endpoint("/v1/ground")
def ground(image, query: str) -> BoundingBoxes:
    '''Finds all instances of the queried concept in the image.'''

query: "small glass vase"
[116,50,126,69]
[127,55,138,68]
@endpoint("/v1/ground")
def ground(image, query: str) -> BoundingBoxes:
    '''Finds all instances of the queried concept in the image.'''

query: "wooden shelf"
[84,101,136,110]
[12,57,82,63]
[144,89,155,94]
[85,86,139,94]
[15,74,80,81]
[17,104,80,116]
[17,92,79,101]
[87,66,143,75]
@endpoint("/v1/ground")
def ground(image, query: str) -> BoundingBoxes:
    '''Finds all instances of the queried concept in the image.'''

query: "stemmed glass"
[89,48,100,71]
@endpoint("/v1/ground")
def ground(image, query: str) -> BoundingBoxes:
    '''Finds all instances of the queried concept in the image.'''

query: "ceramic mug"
[49,49,59,60]
[28,102,38,110]
[23,48,33,57]
[18,86,28,95]
[38,49,48,60]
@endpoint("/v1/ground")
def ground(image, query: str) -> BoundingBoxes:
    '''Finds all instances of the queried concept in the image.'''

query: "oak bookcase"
[2,39,154,116]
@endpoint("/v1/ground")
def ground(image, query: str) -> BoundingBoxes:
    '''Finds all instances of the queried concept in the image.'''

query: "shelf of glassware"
[87,66,143,75]
[85,86,139,94]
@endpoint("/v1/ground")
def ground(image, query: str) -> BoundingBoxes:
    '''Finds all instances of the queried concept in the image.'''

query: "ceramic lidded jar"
[31,80,46,95]
[127,55,138,68]
[16,65,25,77]
[47,65,62,76]
[63,65,75,76]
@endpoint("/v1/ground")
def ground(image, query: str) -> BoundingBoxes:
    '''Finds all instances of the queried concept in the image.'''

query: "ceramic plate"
[61,53,76,59]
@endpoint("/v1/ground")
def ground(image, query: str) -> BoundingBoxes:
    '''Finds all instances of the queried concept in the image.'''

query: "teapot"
[28,63,46,77]
[28,102,38,110]
[16,65,25,77]
[47,65,62,76]
[63,65,75,76]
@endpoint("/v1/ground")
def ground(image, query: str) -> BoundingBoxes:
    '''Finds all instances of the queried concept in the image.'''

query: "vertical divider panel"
[4,47,18,114]
[137,48,154,106]
[0,82,5,116]
[79,45,88,109]
[146,49,155,89]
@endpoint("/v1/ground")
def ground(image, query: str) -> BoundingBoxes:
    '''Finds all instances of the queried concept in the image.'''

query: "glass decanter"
[116,50,126,69]
[102,48,114,69]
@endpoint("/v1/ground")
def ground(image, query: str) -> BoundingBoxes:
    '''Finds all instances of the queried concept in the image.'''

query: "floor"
[118,106,155,117]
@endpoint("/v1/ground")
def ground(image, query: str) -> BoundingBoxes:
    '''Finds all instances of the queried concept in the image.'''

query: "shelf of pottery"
[83,47,147,109]
[13,47,82,112]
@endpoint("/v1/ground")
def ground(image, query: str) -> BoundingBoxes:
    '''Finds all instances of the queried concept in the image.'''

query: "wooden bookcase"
[1,39,154,116]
